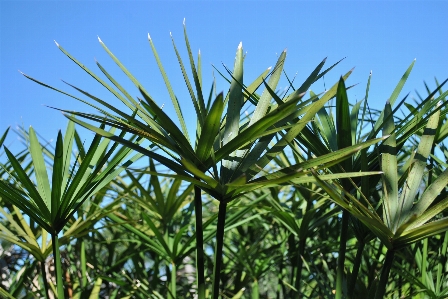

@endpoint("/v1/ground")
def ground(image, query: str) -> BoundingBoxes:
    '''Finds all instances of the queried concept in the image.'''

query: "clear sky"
[1,0,447,151]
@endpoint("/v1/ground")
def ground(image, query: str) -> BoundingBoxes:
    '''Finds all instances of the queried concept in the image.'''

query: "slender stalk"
[81,240,87,288]
[294,238,306,296]
[40,259,51,299]
[287,233,297,294]
[368,246,383,290]
[398,259,404,298]
[194,185,206,299]
[51,233,65,299]
[212,200,227,299]
[348,241,365,299]
[251,279,259,299]
[151,252,160,290]
[277,251,285,299]
[295,198,311,296]
[436,231,448,292]
[170,262,177,299]
[336,210,349,299]
[374,249,395,299]
[421,238,428,299]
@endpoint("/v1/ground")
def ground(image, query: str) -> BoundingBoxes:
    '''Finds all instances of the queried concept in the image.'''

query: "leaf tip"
[238,41,242,49]
[370,70,372,76]
[170,31,173,37]
[54,40,60,47]
[97,36,103,43]
[268,66,272,70]
[148,33,151,41]
[183,18,186,25]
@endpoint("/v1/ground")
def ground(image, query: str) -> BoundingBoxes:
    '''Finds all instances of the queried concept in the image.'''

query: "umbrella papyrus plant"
[0,121,141,298]
[22,23,387,298]
[291,60,448,297]
[313,88,448,298]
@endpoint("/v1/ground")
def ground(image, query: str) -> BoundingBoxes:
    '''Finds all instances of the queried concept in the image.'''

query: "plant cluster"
[1,23,448,298]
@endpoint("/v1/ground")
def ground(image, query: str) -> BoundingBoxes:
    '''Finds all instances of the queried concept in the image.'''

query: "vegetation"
[1,23,448,298]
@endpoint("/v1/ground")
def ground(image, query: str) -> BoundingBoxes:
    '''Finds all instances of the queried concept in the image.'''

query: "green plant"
[313,77,448,298]
[1,24,447,299]
[0,121,141,298]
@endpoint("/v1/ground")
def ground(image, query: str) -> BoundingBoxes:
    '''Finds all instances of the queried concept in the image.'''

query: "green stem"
[398,259,404,298]
[336,209,349,299]
[294,238,306,296]
[194,185,206,299]
[251,279,259,299]
[40,259,50,299]
[51,233,64,299]
[367,246,383,290]
[81,240,87,288]
[295,198,311,296]
[436,231,448,292]
[152,253,160,290]
[374,249,395,299]
[421,238,428,298]
[170,262,177,299]
[287,233,297,294]
[277,251,285,299]
[212,200,227,299]
[348,241,365,299]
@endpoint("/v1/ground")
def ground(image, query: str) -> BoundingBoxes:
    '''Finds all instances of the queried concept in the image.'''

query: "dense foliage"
[1,24,448,298]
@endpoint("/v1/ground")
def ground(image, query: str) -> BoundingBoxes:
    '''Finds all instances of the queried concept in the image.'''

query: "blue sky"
[1,0,447,151]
